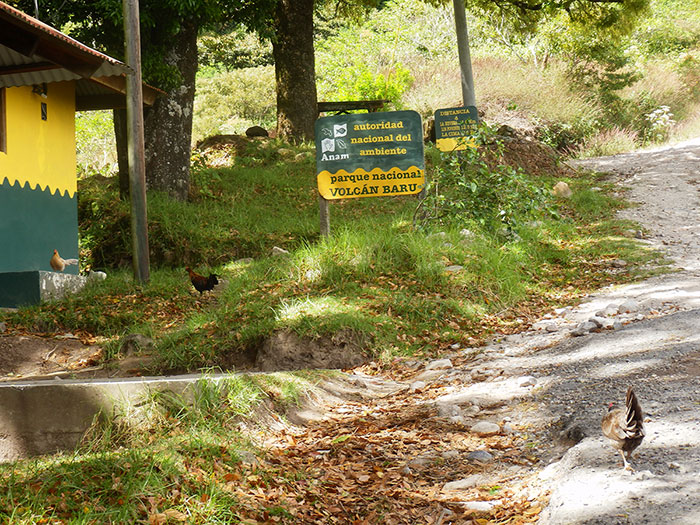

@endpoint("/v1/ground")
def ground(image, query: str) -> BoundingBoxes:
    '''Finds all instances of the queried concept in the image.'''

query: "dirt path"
[483,138,700,524]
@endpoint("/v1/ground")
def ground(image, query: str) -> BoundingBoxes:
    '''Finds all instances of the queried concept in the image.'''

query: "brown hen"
[601,386,645,470]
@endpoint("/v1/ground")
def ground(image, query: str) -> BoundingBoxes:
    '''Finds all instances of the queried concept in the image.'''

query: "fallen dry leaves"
[217,381,547,524]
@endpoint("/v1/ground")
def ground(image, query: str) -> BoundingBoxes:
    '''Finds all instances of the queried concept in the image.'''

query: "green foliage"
[326,62,414,107]
[193,66,276,141]
[198,29,273,71]
[676,51,700,97]
[316,0,442,105]
[416,127,558,233]
[633,0,700,56]
[75,110,117,175]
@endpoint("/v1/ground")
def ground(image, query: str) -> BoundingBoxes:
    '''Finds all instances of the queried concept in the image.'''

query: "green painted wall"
[0,177,79,274]
[0,271,41,308]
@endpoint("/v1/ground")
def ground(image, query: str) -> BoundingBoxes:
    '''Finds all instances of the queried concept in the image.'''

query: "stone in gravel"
[120,333,155,355]
[450,416,466,425]
[588,316,605,328]
[450,343,461,350]
[471,421,500,436]
[555,306,572,316]
[470,369,491,382]
[596,306,619,317]
[532,320,558,332]
[441,450,460,461]
[443,474,484,491]
[408,456,434,468]
[618,299,639,313]
[553,181,573,198]
[245,125,268,137]
[518,375,537,387]
[414,369,448,382]
[611,259,628,268]
[467,450,493,463]
[612,320,624,330]
[238,450,260,466]
[410,381,426,392]
[458,500,502,511]
[437,403,462,418]
[426,358,453,370]
[502,423,515,434]
[463,405,481,416]
[271,246,290,256]
[572,321,597,336]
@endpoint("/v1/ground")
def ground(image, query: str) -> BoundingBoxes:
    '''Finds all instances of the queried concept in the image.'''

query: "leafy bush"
[415,126,558,233]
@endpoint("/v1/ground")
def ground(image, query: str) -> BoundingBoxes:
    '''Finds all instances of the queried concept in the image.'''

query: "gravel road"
[476,137,700,524]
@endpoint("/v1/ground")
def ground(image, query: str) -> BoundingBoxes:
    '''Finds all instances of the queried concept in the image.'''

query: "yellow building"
[0,2,157,307]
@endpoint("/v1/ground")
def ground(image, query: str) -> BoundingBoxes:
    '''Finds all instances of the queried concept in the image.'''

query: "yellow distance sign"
[434,106,479,152]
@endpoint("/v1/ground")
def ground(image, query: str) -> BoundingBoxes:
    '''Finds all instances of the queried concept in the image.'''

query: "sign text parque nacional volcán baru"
[315,110,425,200]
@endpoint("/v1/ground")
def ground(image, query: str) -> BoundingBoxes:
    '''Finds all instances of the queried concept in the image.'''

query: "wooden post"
[123,0,150,284]
[453,0,476,107]
[319,195,330,237]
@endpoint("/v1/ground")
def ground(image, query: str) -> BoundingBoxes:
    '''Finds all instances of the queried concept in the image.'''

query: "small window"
[0,88,6,153]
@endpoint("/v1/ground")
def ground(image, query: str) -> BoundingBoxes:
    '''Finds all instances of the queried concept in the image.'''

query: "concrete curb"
[0,373,227,462]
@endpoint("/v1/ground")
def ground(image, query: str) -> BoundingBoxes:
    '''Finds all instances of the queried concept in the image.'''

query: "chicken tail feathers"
[624,387,645,437]
[63,258,79,266]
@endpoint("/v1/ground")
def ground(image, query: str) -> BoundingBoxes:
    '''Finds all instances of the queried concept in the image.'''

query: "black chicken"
[186,267,219,294]
[601,386,645,470]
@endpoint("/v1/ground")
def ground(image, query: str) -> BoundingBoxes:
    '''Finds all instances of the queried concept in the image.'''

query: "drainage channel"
[0,373,228,463]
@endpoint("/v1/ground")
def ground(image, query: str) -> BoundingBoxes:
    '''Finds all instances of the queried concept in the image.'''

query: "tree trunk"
[143,21,199,201]
[272,0,317,143]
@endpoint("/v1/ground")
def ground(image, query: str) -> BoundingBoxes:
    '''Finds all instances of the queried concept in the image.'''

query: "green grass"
[0,372,323,524]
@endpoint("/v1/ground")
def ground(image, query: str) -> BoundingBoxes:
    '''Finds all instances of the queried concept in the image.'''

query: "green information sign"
[434,106,479,151]
[315,110,425,200]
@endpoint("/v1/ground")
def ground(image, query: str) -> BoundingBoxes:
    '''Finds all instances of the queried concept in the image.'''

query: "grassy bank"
[2,133,665,374]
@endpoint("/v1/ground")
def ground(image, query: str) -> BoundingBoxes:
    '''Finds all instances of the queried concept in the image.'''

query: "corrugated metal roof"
[0,0,130,89]
[0,1,128,68]
[0,2,161,108]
